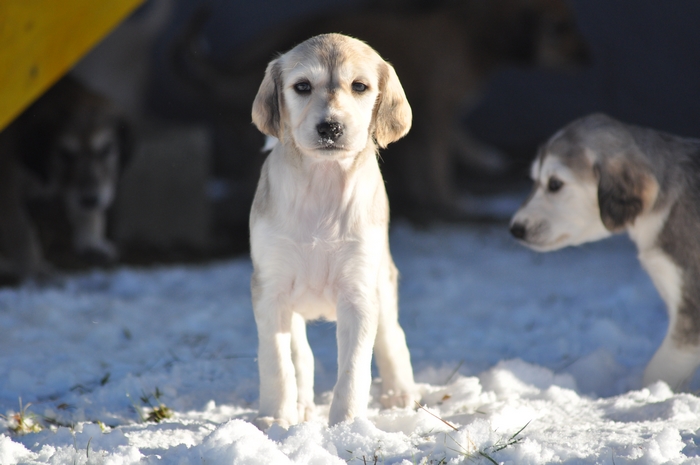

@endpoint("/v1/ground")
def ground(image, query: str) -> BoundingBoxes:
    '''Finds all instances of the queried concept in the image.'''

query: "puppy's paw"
[78,240,119,264]
[253,416,292,431]
[10,258,58,286]
[380,387,420,409]
[298,401,315,422]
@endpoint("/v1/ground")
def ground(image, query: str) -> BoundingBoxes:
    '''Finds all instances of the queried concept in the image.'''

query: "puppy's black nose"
[317,121,343,141]
[510,222,526,240]
[80,194,100,209]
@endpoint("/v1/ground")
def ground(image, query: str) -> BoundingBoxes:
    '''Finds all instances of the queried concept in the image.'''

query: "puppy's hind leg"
[291,311,315,422]
[252,277,299,429]
[374,262,418,409]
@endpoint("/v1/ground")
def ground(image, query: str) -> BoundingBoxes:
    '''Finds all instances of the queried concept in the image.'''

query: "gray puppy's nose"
[317,121,344,141]
[510,222,526,240]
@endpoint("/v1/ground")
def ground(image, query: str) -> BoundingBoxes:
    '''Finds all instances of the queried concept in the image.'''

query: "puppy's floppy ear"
[596,157,658,231]
[373,61,412,148]
[252,58,283,139]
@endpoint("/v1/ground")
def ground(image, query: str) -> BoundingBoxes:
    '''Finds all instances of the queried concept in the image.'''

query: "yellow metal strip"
[0,0,144,130]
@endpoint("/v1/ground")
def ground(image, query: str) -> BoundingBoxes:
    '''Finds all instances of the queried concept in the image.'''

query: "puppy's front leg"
[330,294,378,426]
[291,311,315,421]
[253,279,298,429]
[374,262,418,408]
[69,209,118,262]
[643,331,700,390]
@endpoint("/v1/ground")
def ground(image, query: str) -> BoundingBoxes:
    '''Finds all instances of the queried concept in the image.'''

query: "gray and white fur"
[510,113,700,390]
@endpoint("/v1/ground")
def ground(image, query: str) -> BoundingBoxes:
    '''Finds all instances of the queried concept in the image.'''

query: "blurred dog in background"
[0,76,131,282]
[175,0,590,221]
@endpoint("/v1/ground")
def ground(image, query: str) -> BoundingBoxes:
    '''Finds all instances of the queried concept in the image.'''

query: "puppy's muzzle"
[317,121,344,142]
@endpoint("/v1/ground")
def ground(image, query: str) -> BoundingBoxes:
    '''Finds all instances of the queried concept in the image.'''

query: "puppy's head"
[510,113,659,252]
[530,0,591,69]
[252,33,411,158]
[54,102,130,214]
[474,0,591,69]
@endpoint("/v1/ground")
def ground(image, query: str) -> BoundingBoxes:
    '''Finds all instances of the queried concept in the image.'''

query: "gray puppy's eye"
[547,176,564,193]
[294,81,311,94]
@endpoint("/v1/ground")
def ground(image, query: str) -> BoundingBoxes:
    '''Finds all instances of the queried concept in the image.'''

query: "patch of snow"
[1,220,699,464]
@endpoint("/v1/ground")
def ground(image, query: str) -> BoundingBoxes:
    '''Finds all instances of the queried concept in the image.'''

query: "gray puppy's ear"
[373,61,412,148]
[596,157,658,231]
[252,59,283,139]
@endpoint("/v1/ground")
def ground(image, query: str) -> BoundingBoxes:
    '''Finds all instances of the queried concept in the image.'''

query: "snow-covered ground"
[1,218,700,464]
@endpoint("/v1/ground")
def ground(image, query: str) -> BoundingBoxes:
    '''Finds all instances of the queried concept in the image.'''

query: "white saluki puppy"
[249,33,418,428]
[510,113,700,391]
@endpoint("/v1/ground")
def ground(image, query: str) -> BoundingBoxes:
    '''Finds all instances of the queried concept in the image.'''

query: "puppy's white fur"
[249,33,417,428]
[511,113,700,390]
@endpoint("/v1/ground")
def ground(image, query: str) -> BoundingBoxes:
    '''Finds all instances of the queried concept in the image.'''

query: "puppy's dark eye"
[351,81,368,93]
[547,177,564,193]
[294,81,311,94]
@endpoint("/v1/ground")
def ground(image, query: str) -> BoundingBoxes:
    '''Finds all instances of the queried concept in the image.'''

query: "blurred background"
[2,0,700,280]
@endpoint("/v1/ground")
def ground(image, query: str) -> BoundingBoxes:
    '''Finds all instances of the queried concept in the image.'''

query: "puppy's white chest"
[285,227,353,321]
[251,151,385,322]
